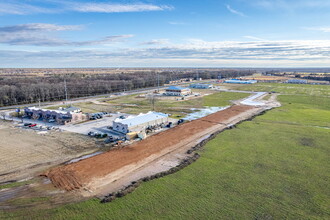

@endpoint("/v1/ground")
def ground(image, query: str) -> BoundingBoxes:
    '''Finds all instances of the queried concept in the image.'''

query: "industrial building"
[112,111,169,134]
[24,106,86,124]
[224,79,257,84]
[286,79,308,84]
[189,83,213,89]
[164,86,192,96]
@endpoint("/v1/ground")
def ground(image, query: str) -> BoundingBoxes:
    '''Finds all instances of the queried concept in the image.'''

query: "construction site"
[45,104,270,194]
[0,81,281,205]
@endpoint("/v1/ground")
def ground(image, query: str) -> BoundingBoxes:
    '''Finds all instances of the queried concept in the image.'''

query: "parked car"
[28,124,37,127]
[48,119,56,123]
[24,123,32,126]
[178,119,184,125]
[88,131,95,136]
[119,115,126,119]
[166,122,173,128]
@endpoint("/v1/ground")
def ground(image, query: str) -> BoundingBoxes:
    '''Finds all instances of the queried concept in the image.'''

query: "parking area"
[60,113,128,139]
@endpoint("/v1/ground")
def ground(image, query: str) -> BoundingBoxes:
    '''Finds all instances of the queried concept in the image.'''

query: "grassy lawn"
[1,84,329,219]
[231,83,330,96]
[0,180,34,190]
[45,91,250,118]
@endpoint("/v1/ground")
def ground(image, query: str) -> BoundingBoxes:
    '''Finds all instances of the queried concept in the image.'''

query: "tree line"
[0,69,255,107]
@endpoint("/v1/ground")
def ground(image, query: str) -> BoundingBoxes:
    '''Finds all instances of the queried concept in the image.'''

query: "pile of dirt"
[44,105,256,191]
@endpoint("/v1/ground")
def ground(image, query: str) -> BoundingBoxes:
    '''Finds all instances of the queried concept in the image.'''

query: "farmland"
[0,83,329,219]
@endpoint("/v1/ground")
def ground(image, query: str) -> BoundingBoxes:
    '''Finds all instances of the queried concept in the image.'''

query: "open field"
[0,83,329,219]
[48,91,250,118]
[223,82,330,96]
[0,121,98,183]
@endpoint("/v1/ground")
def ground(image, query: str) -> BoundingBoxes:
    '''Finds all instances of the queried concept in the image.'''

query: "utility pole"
[157,73,160,92]
[64,78,68,104]
[38,99,41,108]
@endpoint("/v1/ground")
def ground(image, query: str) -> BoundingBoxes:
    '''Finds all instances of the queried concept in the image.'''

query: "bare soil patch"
[0,121,98,183]
[45,105,258,192]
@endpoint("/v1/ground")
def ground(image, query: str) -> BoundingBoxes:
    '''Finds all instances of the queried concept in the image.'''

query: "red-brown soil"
[45,105,255,191]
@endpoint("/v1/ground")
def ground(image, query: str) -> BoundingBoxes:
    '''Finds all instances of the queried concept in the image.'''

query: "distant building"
[24,106,85,124]
[112,112,169,134]
[190,83,213,89]
[60,106,81,113]
[286,79,308,84]
[164,86,192,96]
[224,79,257,84]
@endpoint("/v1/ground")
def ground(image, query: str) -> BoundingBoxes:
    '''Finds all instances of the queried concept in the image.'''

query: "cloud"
[226,4,246,17]
[75,35,134,46]
[140,39,170,45]
[1,39,329,67]
[243,36,268,41]
[0,23,133,46]
[0,23,82,32]
[72,3,173,13]
[0,0,173,15]
[303,26,330,33]
[0,1,60,15]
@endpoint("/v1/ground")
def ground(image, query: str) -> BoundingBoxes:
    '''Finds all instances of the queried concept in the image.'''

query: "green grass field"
[46,91,249,118]
[1,84,329,219]
[230,83,330,96]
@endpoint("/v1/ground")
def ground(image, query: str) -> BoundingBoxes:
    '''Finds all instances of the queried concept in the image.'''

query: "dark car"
[24,123,32,126]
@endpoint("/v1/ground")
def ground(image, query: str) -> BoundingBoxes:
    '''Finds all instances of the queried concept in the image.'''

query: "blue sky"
[0,0,330,67]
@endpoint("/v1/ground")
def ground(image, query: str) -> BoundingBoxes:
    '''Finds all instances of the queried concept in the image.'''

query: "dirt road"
[45,105,261,192]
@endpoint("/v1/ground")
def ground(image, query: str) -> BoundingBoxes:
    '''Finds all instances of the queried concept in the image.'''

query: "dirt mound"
[44,105,255,191]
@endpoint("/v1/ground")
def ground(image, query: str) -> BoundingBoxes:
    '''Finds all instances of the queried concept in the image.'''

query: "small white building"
[164,86,191,96]
[112,112,169,134]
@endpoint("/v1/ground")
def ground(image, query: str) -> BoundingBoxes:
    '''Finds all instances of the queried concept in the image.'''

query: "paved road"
[0,86,167,111]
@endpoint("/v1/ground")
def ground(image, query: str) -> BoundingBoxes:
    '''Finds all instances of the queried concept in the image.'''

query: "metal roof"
[190,83,212,87]
[25,107,68,114]
[166,86,190,91]
[224,79,257,84]
[114,111,168,127]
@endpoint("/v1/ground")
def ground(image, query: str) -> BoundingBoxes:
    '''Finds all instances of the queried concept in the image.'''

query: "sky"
[0,0,330,68]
